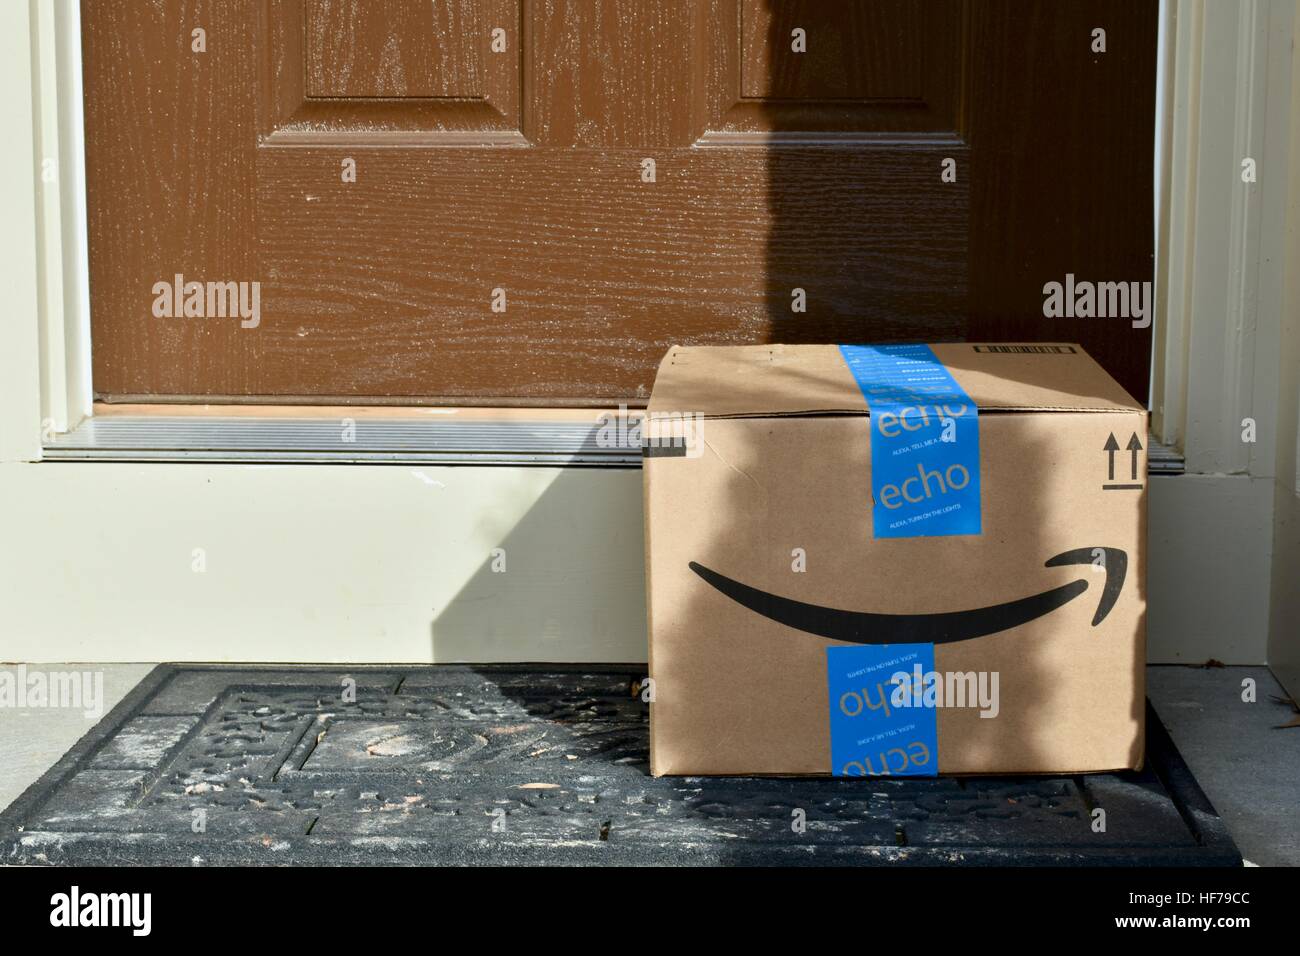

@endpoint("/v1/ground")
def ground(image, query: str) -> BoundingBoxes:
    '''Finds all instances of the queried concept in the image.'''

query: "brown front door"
[83,1,1157,404]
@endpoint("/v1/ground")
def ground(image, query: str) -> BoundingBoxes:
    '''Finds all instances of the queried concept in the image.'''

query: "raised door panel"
[262,0,523,144]
[700,0,965,142]
[303,0,484,99]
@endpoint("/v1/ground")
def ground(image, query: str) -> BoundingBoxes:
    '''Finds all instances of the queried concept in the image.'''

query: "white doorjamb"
[1150,0,1300,685]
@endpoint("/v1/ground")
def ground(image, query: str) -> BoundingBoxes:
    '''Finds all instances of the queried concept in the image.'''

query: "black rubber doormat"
[1,665,1240,866]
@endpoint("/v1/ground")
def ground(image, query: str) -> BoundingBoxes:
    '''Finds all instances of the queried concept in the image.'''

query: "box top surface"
[647,343,1145,418]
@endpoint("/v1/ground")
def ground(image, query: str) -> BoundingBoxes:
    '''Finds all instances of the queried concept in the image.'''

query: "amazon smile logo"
[688,547,1127,645]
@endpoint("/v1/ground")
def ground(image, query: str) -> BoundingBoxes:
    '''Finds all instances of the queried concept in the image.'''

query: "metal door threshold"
[44,416,1185,473]
[42,416,642,466]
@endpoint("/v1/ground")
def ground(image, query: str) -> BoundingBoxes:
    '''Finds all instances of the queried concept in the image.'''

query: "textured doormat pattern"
[1,665,1240,866]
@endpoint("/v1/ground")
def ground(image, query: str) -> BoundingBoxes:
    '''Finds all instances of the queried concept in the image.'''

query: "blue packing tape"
[838,344,982,538]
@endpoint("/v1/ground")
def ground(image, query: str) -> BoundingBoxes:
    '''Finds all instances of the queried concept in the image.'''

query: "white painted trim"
[1147,473,1272,663]
[1264,1,1300,698]
[32,0,92,441]
[0,0,42,463]
[55,0,93,430]
[32,0,66,435]
[1247,1,1300,483]
[1147,0,1300,689]
[1154,0,1292,477]
[1150,0,1172,407]
[1152,0,1195,449]
[0,461,648,664]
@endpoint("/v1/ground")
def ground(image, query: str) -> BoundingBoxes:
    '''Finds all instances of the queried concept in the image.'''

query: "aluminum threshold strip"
[1146,436,1186,475]
[43,416,641,466]
[44,416,1186,474]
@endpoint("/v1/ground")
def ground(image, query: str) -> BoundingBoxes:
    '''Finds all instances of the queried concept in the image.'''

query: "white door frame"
[3,1,1297,681]
[1149,0,1300,688]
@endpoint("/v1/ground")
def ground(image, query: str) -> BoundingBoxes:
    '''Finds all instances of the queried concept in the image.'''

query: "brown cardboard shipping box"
[644,343,1147,777]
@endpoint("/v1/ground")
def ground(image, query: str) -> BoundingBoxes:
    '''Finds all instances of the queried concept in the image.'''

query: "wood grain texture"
[84,0,1156,403]
[304,0,483,99]
[741,0,930,100]
[702,0,963,140]
[527,0,697,148]
[248,146,967,401]
[965,0,1158,401]
[262,0,522,143]
[83,0,260,397]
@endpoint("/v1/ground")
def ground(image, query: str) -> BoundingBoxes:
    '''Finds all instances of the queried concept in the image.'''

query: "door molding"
[1152,0,1294,477]
[27,0,92,453]
[0,0,45,463]
[1150,0,1300,691]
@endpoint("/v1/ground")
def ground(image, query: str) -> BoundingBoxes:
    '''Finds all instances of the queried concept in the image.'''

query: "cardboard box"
[643,343,1147,776]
